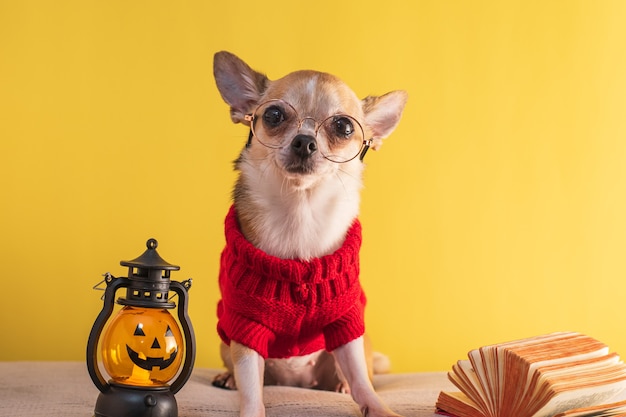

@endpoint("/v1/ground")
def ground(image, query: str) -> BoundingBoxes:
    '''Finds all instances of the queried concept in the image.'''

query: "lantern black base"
[94,383,177,417]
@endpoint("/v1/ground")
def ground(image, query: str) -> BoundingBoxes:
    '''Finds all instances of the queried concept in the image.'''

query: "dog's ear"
[214,51,269,124]
[362,91,408,150]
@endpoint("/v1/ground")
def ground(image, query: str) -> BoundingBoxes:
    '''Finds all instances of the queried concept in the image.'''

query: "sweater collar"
[223,205,362,284]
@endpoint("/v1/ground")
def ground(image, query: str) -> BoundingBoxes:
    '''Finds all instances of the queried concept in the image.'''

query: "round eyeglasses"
[244,99,372,163]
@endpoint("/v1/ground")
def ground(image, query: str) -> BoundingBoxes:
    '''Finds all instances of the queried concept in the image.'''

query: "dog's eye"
[262,107,285,127]
[332,117,354,138]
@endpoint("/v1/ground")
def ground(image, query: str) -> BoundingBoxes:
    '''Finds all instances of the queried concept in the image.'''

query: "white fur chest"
[237,160,363,260]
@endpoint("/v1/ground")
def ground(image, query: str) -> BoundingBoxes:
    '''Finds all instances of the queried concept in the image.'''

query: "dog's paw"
[335,381,351,394]
[212,372,238,390]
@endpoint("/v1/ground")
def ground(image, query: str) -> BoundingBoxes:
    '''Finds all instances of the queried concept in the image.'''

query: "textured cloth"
[0,362,455,417]
[217,205,366,358]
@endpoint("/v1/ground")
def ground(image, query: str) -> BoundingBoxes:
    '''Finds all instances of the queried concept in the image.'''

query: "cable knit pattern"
[217,205,366,359]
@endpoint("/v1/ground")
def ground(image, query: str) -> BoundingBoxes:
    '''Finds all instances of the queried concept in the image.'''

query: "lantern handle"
[169,278,196,394]
[86,273,129,392]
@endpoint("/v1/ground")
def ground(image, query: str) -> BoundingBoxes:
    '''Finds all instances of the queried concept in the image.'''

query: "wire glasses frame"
[244,99,372,163]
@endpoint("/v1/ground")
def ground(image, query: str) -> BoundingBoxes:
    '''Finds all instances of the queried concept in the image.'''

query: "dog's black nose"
[291,134,317,158]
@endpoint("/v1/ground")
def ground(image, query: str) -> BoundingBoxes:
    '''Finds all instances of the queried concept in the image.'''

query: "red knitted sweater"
[217,205,366,359]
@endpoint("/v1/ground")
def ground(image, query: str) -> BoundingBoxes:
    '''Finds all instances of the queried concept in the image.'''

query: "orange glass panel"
[101,306,183,387]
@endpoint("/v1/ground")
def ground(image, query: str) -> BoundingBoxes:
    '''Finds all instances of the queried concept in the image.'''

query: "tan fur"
[213,50,407,417]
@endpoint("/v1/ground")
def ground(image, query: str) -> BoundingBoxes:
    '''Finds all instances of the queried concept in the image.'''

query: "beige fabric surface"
[0,361,453,417]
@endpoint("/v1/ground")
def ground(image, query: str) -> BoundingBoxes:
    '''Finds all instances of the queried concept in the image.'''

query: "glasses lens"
[320,115,365,163]
[251,100,298,149]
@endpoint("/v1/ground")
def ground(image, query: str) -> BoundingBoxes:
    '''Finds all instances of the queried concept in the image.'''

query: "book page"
[468,348,497,416]
[486,332,585,415]
[553,399,626,417]
[530,380,626,417]
[501,333,609,415]
[521,352,625,416]
[449,360,492,415]
[436,390,486,417]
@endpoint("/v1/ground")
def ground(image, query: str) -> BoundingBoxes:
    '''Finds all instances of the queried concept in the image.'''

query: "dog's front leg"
[333,337,403,417]
[230,341,266,417]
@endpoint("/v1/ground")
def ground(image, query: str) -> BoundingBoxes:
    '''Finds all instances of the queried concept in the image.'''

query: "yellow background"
[2,1,626,373]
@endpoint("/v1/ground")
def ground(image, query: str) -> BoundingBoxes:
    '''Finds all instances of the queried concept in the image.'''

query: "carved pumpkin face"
[101,305,183,387]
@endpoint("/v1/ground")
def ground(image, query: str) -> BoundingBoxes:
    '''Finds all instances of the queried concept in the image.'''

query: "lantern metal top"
[120,238,180,271]
[117,238,179,309]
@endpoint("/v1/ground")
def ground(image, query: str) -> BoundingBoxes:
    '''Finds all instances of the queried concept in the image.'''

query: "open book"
[436,332,626,417]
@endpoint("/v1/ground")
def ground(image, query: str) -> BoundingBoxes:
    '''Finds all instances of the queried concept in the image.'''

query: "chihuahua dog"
[212,51,407,417]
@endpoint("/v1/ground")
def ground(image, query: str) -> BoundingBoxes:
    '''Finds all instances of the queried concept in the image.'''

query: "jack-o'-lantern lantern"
[87,239,195,417]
